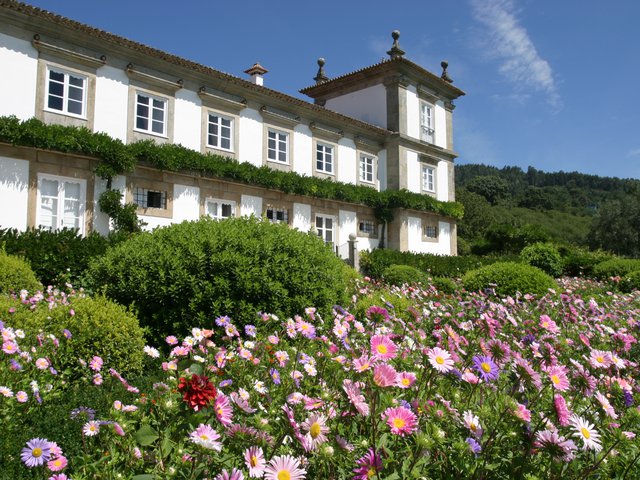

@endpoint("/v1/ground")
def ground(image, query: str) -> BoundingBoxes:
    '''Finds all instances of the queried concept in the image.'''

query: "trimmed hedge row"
[0,250,41,294]
[462,262,557,297]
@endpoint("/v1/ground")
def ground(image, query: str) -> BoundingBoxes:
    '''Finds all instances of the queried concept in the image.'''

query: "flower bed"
[1,278,640,479]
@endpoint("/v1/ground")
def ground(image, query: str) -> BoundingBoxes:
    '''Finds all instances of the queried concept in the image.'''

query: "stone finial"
[440,60,453,83]
[314,58,329,84]
[386,30,405,59]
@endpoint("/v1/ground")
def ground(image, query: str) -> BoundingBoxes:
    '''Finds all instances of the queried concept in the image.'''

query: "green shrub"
[0,293,145,376]
[462,262,556,297]
[382,265,428,286]
[520,242,563,277]
[619,270,640,293]
[0,250,41,294]
[85,217,353,338]
[592,258,640,280]
[558,245,614,277]
[431,276,458,294]
[0,227,112,287]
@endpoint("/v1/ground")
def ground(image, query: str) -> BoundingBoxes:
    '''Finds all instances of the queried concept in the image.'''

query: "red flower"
[177,374,217,411]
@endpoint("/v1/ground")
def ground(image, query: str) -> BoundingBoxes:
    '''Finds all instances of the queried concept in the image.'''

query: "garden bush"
[462,261,556,296]
[0,291,145,376]
[85,216,354,338]
[431,276,458,294]
[618,270,640,293]
[0,250,41,294]
[0,227,112,287]
[382,264,428,286]
[558,245,614,277]
[592,258,640,280]
[520,242,563,277]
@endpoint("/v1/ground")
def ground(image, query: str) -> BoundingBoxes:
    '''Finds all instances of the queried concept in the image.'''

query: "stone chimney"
[244,62,268,86]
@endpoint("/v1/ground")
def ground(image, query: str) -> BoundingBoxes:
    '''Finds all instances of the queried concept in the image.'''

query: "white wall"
[324,83,387,129]
[407,216,451,255]
[337,138,357,185]
[0,33,37,120]
[239,108,263,167]
[406,150,421,193]
[435,100,446,149]
[292,202,311,232]
[139,215,173,230]
[172,184,200,222]
[293,125,312,177]
[173,89,201,151]
[338,209,356,251]
[94,66,128,141]
[405,85,420,139]
[240,194,262,217]
[0,156,29,230]
[437,160,449,201]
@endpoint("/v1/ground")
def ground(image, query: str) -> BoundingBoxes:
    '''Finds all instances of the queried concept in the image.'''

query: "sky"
[23,0,640,180]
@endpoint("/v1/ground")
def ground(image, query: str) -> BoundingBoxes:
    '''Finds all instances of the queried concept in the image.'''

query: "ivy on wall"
[0,116,464,229]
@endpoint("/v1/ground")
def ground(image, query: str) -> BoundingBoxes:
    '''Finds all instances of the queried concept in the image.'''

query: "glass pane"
[221,138,231,150]
[47,96,63,111]
[326,218,333,229]
[153,98,164,109]
[40,179,59,230]
[48,81,64,97]
[137,103,149,118]
[221,203,232,217]
[278,151,286,162]
[221,118,231,127]
[41,178,58,196]
[137,94,150,106]
[207,202,218,217]
[268,138,275,149]
[63,181,80,200]
[152,120,164,134]
[69,75,84,87]
[68,85,83,101]
[210,124,219,136]
[152,107,164,122]
[67,99,83,115]
[49,70,65,82]
[136,116,148,130]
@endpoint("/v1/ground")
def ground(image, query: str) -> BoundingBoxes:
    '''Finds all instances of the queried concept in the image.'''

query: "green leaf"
[132,475,155,480]
[161,436,174,459]
[136,425,159,446]
[189,363,204,375]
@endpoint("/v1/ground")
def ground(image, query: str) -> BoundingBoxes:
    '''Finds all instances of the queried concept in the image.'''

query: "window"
[424,224,438,239]
[206,198,235,219]
[36,174,86,234]
[316,143,334,174]
[135,92,167,136]
[133,187,167,209]
[420,102,434,143]
[46,68,86,117]
[359,154,374,183]
[315,214,334,245]
[422,165,435,193]
[358,220,377,236]
[207,113,233,151]
[265,206,289,224]
[267,129,289,163]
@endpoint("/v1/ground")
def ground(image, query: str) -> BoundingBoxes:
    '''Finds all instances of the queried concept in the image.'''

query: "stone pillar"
[348,233,359,271]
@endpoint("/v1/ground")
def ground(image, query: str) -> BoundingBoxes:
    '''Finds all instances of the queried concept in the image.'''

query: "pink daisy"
[547,365,570,391]
[463,411,483,438]
[373,363,397,387]
[264,455,306,480]
[588,349,612,369]
[214,394,234,426]
[427,346,455,373]
[595,391,618,419]
[383,406,418,436]
[244,446,266,478]
[343,379,370,416]
[396,371,417,389]
[554,394,571,426]
[352,353,372,373]
[2,341,18,354]
[189,424,222,451]
[47,454,68,472]
[214,469,245,480]
[514,403,531,422]
[301,413,329,450]
[370,335,398,360]
[539,315,560,334]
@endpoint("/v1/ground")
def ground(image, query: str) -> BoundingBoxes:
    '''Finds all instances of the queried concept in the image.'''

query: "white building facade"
[0,2,464,256]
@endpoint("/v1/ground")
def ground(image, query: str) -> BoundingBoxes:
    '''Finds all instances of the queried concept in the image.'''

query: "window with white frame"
[133,187,167,209]
[265,205,289,224]
[46,68,87,117]
[315,214,335,245]
[420,102,434,143]
[207,113,233,151]
[359,154,374,183]
[135,92,167,136]
[358,220,377,236]
[423,224,438,239]
[267,129,289,163]
[316,143,334,174]
[36,174,86,234]
[205,198,235,220]
[422,165,435,193]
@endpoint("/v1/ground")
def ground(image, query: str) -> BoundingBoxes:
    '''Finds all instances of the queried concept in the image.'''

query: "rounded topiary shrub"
[431,276,458,294]
[593,258,640,280]
[0,250,42,294]
[462,261,556,297]
[85,217,353,338]
[520,242,563,278]
[619,270,640,293]
[383,264,428,286]
[0,293,145,376]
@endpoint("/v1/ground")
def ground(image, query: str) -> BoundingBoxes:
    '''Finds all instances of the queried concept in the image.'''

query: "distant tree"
[456,188,497,241]
[518,186,554,210]
[465,175,510,205]
[589,197,640,258]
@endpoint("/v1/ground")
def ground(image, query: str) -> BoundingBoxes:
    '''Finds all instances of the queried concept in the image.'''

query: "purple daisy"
[21,438,51,467]
[466,437,482,455]
[353,448,383,480]
[472,355,500,382]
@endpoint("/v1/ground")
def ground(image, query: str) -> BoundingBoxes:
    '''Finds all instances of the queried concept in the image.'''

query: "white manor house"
[0,1,465,257]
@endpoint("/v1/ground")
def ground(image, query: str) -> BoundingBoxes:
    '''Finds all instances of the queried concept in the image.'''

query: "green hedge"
[85,217,354,338]
[0,116,463,221]
[0,250,41,294]
[593,258,640,280]
[462,262,556,297]
[382,265,428,286]
[558,245,614,277]
[520,242,562,278]
[619,270,640,293]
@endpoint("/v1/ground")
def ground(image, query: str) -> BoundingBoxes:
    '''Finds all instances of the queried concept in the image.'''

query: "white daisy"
[569,414,602,452]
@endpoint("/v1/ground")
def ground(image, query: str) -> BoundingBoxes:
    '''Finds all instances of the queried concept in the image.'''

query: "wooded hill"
[454,164,640,257]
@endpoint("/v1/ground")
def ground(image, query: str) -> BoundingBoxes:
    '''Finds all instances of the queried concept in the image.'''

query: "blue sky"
[25,0,640,180]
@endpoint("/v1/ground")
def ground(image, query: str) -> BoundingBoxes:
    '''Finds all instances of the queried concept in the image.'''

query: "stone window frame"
[264,204,291,225]
[357,152,376,186]
[198,87,245,158]
[205,110,236,154]
[265,127,291,167]
[132,90,169,138]
[204,197,237,220]
[126,178,173,219]
[126,82,175,144]
[357,217,379,239]
[420,100,435,144]
[421,163,436,194]
[35,172,87,235]
[314,212,336,246]
[313,139,337,178]
[422,221,439,242]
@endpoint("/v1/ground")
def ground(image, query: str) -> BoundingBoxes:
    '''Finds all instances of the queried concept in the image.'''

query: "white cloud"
[626,148,640,158]
[470,0,561,111]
